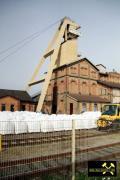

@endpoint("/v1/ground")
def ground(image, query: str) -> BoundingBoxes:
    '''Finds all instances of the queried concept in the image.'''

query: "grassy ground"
[30,163,120,180]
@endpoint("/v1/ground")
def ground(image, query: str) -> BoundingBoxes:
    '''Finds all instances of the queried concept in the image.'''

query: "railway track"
[1,129,119,148]
[0,141,120,179]
[1,129,120,179]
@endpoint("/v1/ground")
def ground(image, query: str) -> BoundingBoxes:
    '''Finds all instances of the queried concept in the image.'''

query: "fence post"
[0,134,2,152]
[72,119,75,180]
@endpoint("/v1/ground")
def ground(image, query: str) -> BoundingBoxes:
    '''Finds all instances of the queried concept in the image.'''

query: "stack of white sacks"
[0,111,101,134]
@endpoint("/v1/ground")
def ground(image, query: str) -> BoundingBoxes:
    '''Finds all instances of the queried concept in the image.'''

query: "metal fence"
[0,119,120,179]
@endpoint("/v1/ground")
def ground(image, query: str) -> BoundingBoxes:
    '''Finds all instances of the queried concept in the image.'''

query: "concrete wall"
[57,39,78,67]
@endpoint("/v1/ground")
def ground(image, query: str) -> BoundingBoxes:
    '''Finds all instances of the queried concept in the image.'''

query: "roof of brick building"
[68,93,110,103]
[0,89,33,102]
[54,58,99,71]
[98,80,120,89]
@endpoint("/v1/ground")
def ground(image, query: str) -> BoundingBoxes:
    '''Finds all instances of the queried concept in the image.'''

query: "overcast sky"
[0,0,120,92]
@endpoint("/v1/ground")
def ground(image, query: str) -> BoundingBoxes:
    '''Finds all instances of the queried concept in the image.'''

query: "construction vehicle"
[97,104,120,130]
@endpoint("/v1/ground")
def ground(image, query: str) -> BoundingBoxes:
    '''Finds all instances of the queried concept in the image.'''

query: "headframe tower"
[27,17,80,112]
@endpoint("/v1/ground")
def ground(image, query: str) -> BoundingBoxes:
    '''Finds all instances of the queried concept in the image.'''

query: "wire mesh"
[0,113,120,179]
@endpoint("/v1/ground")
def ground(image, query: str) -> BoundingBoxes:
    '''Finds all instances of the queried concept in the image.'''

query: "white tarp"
[0,112,15,134]
[0,111,101,134]
[40,120,54,132]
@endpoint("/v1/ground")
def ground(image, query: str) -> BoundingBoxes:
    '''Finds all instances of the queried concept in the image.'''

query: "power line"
[0,18,61,61]
[0,35,43,64]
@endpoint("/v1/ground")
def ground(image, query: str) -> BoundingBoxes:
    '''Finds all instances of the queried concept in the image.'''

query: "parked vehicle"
[97,104,120,130]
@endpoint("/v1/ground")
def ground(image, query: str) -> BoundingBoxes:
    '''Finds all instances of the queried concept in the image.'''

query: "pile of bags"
[0,111,101,134]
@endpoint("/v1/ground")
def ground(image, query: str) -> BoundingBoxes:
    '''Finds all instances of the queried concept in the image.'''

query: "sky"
[0,0,120,92]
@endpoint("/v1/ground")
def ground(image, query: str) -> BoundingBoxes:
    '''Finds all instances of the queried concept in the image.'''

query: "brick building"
[37,58,120,114]
[0,89,35,112]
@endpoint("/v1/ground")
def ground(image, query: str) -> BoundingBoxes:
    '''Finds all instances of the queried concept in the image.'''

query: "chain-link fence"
[0,112,120,179]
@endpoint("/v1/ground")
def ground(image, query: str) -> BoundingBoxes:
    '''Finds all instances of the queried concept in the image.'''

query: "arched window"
[70,66,77,74]
[80,66,88,76]
[82,103,87,112]
[91,83,96,95]
[82,82,88,94]
[52,85,58,114]
[94,103,98,111]
[70,80,77,94]
[91,71,96,78]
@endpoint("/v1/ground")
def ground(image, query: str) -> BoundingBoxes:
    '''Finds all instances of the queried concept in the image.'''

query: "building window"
[70,66,77,74]
[103,89,106,95]
[71,79,76,83]
[82,82,88,94]
[82,103,87,112]
[52,85,58,114]
[81,66,88,76]
[94,104,98,111]
[21,105,26,111]
[89,103,92,111]
[81,67,87,70]
[92,83,96,95]
[70,103,73,114]
[91,71,96,78]
[10,104,14,112]
[1,104,6,111]
[101,88,107,95]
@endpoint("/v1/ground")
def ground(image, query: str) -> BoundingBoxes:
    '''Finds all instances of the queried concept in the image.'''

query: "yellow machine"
[97,104,120,130]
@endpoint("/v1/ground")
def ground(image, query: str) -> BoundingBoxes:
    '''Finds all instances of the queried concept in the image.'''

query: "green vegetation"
[32,171,120,180]
[30,163,120,180]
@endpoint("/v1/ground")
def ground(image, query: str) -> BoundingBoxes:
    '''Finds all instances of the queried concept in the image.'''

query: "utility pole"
[72,119,76,180]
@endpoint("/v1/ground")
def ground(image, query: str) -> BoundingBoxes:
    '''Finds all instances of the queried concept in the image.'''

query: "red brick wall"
[43,59,120,114]
[0,96,20,111]
[0,96,35,112]
[21,102,35,112]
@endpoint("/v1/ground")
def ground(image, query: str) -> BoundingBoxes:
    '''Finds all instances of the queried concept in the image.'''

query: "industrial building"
[1,18,120,114]
[38,59,120,114]
[0,89,36,112]
[28,17,120,114]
